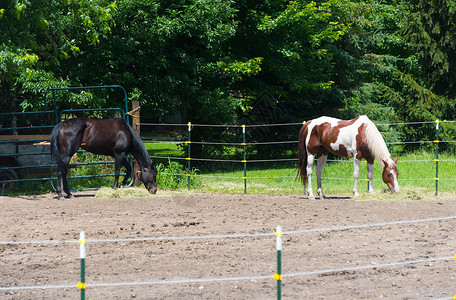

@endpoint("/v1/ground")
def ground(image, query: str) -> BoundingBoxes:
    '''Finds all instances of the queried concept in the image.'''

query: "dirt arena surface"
[1,190,456,299]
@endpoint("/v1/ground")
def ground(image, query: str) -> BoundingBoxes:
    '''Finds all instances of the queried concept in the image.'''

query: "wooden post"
[132,100,141,187]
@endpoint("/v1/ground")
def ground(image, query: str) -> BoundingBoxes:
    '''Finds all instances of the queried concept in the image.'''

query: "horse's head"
[381,156,399,193]
[141,162,158,194]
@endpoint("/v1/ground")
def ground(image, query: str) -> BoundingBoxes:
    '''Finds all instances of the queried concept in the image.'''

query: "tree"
[245,0,350,121]
[402,0,456,98]
[334,0,456,151]
[0,0,116,116]
[65,0,262,125]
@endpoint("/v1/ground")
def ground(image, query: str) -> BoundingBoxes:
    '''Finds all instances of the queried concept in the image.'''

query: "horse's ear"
[382,159,388,167]
[394,156,398,164]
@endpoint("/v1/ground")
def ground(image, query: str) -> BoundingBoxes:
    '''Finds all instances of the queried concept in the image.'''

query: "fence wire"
[137,119,456,195]
[2,215,454,245]
[0,255,452,292]
[1,215,455,293]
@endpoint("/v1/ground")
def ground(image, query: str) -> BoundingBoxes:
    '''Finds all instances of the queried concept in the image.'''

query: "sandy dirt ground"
[1,190,456,299]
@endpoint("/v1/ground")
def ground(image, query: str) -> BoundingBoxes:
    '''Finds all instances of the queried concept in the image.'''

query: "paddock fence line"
[1,116,454,195]
[137,120,456,195]
[1,214,455,299]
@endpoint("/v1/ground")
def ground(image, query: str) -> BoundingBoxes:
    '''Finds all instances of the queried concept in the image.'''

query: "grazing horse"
[50,118,157,200]
[298,115,399,199]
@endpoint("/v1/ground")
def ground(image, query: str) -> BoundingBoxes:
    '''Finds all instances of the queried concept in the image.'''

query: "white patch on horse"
[385,157,400,193]
[305,116,339,151]
[329,118,364,157]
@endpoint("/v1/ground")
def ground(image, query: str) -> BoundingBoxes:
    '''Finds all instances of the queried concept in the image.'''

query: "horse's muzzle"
[389,186,399,193]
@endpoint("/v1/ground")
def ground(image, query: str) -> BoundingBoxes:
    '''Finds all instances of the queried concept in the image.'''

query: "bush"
[156,159,201,190]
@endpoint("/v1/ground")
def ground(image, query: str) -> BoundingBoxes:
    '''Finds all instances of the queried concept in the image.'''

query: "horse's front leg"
[316,155,327,199]
[120,157,132,187]
[353,158,361,197]
[306,154,316,199]
[113,155,123,189]
[367,162,374,193]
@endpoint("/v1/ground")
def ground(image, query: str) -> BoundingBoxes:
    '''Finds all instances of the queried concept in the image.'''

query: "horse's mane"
[126,122,153,167]
[363,116,391,166]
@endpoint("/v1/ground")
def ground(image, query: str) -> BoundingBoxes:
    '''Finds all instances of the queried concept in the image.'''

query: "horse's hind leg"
[56,166,73,200]
[306,154,316,199]
[56,169,64,200]
[62,172,74,199]
[316,155,327,199]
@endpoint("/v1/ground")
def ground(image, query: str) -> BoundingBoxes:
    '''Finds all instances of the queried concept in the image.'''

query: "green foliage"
[68,153,117,189]
[5,178,54,196]
[1,0,456,153]
[401,0,456,97]
[0,0,117,111]
[156,160,201,190]
[256,0,350,99]
[218,57,264,82]
[66,0,247,125]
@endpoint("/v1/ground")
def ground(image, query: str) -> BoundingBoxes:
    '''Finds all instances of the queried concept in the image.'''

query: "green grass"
[144,141,456,197]
[145,142,183,158]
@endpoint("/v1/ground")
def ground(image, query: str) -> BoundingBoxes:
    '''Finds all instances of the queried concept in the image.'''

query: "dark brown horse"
[298,116,399,199]
[50,118,157,200]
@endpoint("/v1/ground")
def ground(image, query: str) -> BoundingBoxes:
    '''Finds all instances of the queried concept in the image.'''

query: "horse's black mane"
[126,121,153,167]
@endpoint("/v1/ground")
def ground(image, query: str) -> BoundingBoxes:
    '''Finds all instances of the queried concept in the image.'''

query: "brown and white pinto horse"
[298,116,399,199]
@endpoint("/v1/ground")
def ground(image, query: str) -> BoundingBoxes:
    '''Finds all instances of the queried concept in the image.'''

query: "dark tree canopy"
[2,0,456,152]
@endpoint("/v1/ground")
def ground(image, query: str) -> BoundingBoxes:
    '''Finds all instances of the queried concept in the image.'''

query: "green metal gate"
[0,85,131,195]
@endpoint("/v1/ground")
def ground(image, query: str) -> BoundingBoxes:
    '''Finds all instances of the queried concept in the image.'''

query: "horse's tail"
[50,122,66,170]
[297,121,309,188]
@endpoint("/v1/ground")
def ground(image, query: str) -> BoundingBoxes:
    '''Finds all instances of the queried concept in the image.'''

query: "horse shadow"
[298,195,353,200]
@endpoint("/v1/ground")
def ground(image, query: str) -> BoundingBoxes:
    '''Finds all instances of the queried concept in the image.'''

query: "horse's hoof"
[67,194,75,199]
[353,193,360,197]
[58,196,65,201]
[308,195,316,200]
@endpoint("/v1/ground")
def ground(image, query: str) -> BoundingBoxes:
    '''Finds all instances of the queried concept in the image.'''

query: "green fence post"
[78,231,86,300]
[434,119,439,196]
[53,90,59,123]
[242,125,247,194]
[187,122,192,191]
[275,225,282,300]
